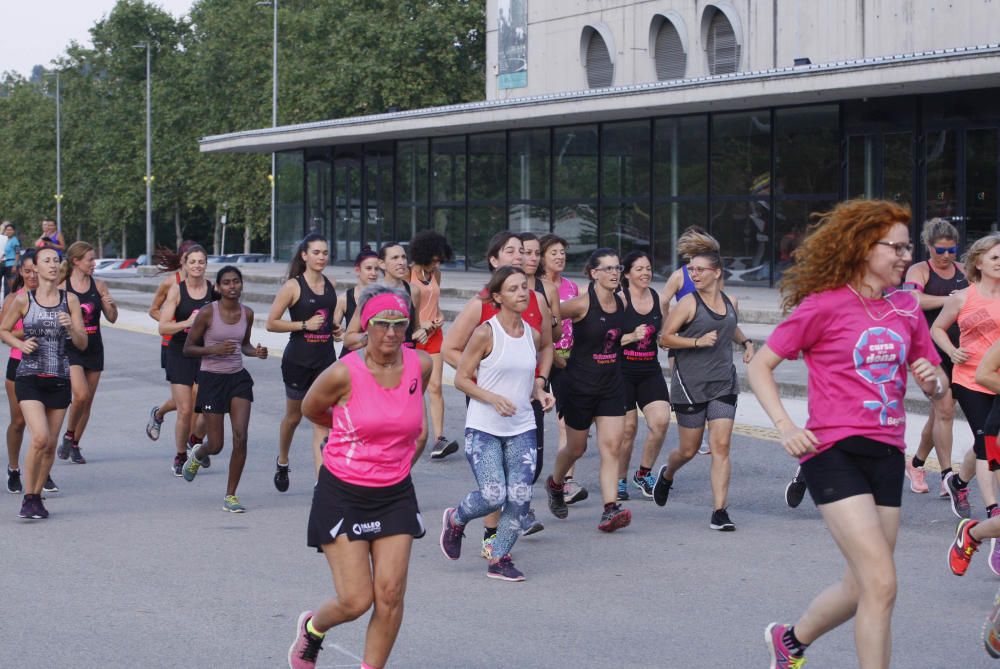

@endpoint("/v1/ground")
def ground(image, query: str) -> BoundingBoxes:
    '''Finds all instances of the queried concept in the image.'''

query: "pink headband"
[360,293,410,331]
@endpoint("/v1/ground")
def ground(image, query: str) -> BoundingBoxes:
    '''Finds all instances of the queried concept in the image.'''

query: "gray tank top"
[200,303,247,375]
[17,290,70,379]
[671,291,738,404]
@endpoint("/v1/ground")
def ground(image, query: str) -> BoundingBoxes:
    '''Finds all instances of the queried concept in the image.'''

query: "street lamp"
[256,0,278,261]
[42,72,63,234]
[133,42,153,263]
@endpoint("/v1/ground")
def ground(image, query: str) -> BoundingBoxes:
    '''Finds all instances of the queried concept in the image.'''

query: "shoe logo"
[352,521,382,536]
[409,378,418,394]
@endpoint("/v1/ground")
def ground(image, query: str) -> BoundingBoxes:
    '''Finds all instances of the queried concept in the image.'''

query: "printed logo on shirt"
[592,328,621,364]
[853,327,906,427]
[304,308,331,343]
[352,521,382,536]
[409,378,418,394]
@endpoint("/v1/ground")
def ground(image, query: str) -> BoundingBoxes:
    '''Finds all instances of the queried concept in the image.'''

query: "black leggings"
[952,383,995,460]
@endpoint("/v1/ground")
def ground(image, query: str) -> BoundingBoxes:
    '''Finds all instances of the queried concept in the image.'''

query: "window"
[554,125,599,268]
[653,18,686,81]
[584,29,614,89]
[602,121,651,257]
[705,8,740,75]
[509,128,551,237]
[430,136,466,268]
[276,150,305,261]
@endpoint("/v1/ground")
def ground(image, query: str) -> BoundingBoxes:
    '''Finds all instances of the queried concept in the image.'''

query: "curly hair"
[676,226,719,260]
[779,199,911,312]
[963,233,1000,283]
[408,230,453,266]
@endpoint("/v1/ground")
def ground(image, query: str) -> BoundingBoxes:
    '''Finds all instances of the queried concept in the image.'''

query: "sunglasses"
[934,246,958,254]
[368,318,409,333]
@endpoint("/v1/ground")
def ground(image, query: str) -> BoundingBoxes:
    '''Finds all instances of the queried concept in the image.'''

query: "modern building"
[200,0,1000,284]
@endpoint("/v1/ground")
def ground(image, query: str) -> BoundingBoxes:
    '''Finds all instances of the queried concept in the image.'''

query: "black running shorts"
[6,357,18,382]
[14,375,71,410]
[195,369,254,414]
[558,372,627,431]
[67,342,104,372]
[800,436,904,508]
[281,357,333,401]
[622,368,670,411]
[165,347,200,386]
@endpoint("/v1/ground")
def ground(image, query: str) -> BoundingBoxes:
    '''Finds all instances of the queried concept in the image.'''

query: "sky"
[1,0,195,78]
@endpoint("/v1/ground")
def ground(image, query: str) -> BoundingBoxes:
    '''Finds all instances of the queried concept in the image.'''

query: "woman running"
[58,242,117,464]
[343,243,425,352]
[333,245,380,335]
[158,245,213,477]
[656,245,752,530]
[539,234,587,503]
[904,218,964,496]
[931,233,1000,522]
[288,284,431,669]
[0,246,87,519]
[747,200,944,669]
[182,266,268,512]
[544,248,637,533]
[440,266,555,581]
[3,250,57,495]
[266,234,339,492]
[409,230,458,459]
[616,251,672,499]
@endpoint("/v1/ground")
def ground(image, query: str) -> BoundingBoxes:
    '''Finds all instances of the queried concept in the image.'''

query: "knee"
[482,484,507,510]
[622,424,637,444]
[861,571,897,608]
[428,377,442,395]
[11,415,25,431]
[373,579,406,611]
[30,434,49,451]
[936,403,955,422]
[283,410,302,426]
[340,590,374,621]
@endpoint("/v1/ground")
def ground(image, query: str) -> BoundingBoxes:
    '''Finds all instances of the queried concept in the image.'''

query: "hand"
[552,354,567,369]
[413,327,429,345]
[253,344,268,359]
[212,340,239,356]
[431,316,444,330]
[304,313,325,332]
[20,337,38,355]
[101,293,116,308]
[57,312,72,329]
[778,422,819,457]
[489,393,517,417]
[630,324,651,342]
[950,347,970,365]
[697,330,718,348]
[742,342,755,364]
[331,322,343,338]
[534,388,555,412]
[909,357,937,388]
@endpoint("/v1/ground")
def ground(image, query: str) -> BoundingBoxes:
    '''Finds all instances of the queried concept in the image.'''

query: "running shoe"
[172,453,186,477]
[710,508,736,531]
[698,441,711,455]
[223,495,246,513]
[481,533,497,560]
[617,478,629,501]
[950,518,981,576]
[563,478,589,504]
[7,468,22,494]
[145,405,162,441]
[598,504,631,532]
[69,445,86,464]
[989,507,1000,577]
[487,555,525,582]
[439,507,465,560]
[984,586,1000,659]
[183,449,206,482]
[945,472,972,519]
[905,459,929,493]
[274,459,290,493]
[652,465,672,507]
[764,623,806,669]
[34,496,49,519]
[940,475,950,499]
[429,436,459,460]
[43,475,58,493]
[632,469,656,498]
[545,476,568,519]
[288,610,324,669]
[521,507,544,536]
[57,433,72,460]
[18,495,43,520]
[785,473,807,509]
[186,439,210,468]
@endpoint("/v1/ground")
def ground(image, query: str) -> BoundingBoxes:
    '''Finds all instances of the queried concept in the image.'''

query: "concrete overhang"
[200,44,1000,154]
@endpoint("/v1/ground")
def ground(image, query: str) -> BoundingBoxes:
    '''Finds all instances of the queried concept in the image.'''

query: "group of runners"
[4,200,1000,668]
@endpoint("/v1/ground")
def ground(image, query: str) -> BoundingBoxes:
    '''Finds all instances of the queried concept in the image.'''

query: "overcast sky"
[1,0,195,78]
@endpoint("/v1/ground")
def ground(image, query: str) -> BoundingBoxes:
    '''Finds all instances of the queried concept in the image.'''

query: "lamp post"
[134,43,153,263]
[257,0,278,261]
[43,72,63,234]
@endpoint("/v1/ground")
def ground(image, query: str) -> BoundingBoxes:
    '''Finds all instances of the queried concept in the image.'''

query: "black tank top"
[285,274,338,369]
[169,280,213,351]
[530,277,550,309]
[400,280,416,346]
[66,276,103,354]
[622,287,662,374]
[345,287,358,330]
[924,262,967,347]
[566,282,624,379]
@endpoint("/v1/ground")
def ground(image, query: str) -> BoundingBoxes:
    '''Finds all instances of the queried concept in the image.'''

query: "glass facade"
[275,88,1000,284]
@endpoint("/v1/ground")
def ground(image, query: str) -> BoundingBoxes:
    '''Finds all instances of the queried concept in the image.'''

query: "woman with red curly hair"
[748,200,946,669]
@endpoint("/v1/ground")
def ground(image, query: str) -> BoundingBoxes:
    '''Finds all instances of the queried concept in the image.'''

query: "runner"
[3,250,57,495]
[544,248,636,533]
[440,266,554,581]
[0,246,88,519]
[158,245,213,477]
[344,242,425,352]
[34,219,65,259]
[182,266,268,512]
[616,251,672,499]
[904,218,965,496]
[3,222,21,298]
[288,284,431,669]
[334,245,379,333]
[58,242,117,464]
[656,246,752,530]
[931,232,1000,521]
[747,199,944,669]
[266,234,339,491]
[408,230,458,459]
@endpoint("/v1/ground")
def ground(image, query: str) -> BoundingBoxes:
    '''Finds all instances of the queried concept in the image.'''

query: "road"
[1,326,995,668]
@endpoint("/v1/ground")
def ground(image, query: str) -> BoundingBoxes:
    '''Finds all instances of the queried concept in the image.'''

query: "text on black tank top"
[567,282,624,375]
[622,287,662,372]
[287,274,338,366]
[66,276,103,352]
[18,290,70,379]
[924,262,967,346]
[169,280,213,350]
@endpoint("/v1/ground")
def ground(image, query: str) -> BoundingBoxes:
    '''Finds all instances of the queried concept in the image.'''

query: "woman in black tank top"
[343,243,425,352]
[265,234,342,493]
[60,242,119,465]
[336,247,380,333]
[159,246,213,477]
[544,248,643,534]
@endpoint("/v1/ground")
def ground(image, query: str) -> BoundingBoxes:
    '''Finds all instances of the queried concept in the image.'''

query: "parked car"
[94,258,140,277]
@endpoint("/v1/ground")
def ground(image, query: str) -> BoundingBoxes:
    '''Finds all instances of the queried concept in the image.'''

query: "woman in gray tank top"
[181,266,268,513]
[656,248,754,532]
[0,247,87,520]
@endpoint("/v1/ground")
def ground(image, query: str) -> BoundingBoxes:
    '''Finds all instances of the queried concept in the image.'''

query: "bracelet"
[693,336,699,348]
[301,320,307,331]
[535,375,548,386]
[741,339,753,348]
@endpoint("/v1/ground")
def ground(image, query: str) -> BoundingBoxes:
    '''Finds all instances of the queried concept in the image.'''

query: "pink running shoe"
[288,611,324,668]
[989,508,1000,577]
[765,623,806,669]
[905,459,929,493]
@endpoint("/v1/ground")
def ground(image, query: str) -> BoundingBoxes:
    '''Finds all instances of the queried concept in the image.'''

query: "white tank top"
[466,315,537,437]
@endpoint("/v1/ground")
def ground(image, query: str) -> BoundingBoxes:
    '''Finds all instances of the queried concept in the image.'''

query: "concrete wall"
[485,0,1000,99]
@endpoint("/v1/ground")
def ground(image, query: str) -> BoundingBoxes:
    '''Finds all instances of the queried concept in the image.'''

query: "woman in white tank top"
[439,267,554,582]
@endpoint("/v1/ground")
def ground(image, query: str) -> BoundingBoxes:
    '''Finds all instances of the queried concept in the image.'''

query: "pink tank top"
[199,303,247,374]
[953,283,1000,394]
[555,276,579,351]
[323,347,424,487]
[10,288,24,361]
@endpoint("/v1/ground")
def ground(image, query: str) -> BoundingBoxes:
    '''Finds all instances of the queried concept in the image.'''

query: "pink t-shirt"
[323,347,424,487]
[767,286,940,462]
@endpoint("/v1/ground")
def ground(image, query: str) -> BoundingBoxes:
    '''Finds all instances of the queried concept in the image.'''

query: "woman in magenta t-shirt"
[748,200,945,669]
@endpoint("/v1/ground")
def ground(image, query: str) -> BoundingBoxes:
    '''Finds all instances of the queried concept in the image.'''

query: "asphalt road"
[2,326,997,668]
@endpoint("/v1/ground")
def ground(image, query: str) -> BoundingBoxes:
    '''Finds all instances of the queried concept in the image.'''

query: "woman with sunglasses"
[903,218,965,497]
[656,245,751,531]
[288,285,431,669]
[748,200,944,669]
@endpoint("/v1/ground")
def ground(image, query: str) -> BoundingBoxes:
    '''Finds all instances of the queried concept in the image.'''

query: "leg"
[427,352,444,440]
[638,401,670,470]
[977,458,998,508]
[171,383,195,457]
[20,401,56,495]
[930,392,954,474]
[224,399,251,496]
[455,430,506,525]
[551,426,588,486]
[6,378,25,470]
[595,415,626,505]
[914,402,936,462]
[278,398,303,466]
[707,418,735,510]
[664,424,704,480]
[312,536,375,632]
[65,365,91,436]
[156,395,176,421]
[364,535,413,668]
[618,410,638,480]
[492,431,536,559]
[197,413,226,457]
[66,369,101,442]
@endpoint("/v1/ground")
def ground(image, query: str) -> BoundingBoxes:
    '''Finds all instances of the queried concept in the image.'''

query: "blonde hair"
[676,226,719,260]
[963,233,1000,284]
[61,241,94,283]
[920,218,959,247]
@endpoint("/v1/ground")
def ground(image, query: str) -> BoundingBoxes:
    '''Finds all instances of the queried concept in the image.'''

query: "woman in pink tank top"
[289,284,431,669]
[3,250,39,495]
[181,266,268,513]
